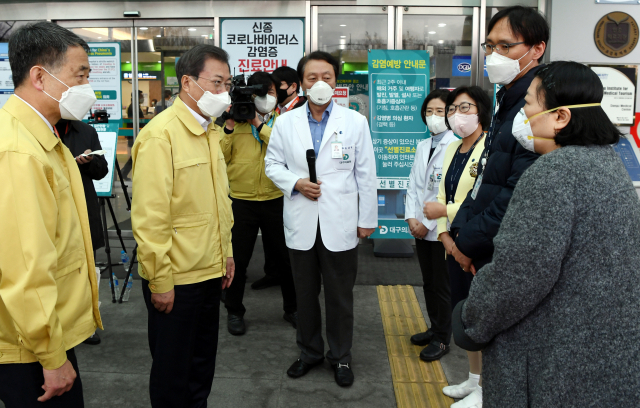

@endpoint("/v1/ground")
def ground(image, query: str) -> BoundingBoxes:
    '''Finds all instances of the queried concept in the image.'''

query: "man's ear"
[180,75,190,93]
[30,66,46,92]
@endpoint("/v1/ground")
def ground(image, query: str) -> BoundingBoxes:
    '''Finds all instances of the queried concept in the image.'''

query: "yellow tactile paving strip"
[378,285,455,408]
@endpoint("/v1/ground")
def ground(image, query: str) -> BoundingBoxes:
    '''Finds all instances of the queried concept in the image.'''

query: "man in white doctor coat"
[265,51,377,387]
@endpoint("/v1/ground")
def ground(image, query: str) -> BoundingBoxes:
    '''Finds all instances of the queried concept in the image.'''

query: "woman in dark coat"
[56,119,109,251]
[452,61,640,406]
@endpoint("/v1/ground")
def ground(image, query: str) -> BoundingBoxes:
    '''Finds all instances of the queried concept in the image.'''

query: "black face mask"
[276,84,294,105]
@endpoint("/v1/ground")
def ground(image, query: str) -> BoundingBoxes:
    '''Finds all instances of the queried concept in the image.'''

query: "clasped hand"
[295,178,322,201]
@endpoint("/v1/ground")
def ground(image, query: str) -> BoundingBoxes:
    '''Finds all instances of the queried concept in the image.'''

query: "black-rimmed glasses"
[481,42,525,55]
[447,102,477,115]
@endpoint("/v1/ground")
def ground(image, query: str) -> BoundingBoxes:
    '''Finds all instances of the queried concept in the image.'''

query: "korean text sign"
[87,43,122,121]
[0,43,13,108]
[221,19,304,75]
[368,50,430,239]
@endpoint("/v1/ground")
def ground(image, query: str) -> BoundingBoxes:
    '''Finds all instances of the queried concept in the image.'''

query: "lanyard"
[448,133,485,204]
[276,95,299,114]
[251,114,275,144]
[480,91,506,175]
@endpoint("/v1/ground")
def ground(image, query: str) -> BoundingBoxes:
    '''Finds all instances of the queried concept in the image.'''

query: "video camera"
[88,109,110,124]
[214,74,265,127]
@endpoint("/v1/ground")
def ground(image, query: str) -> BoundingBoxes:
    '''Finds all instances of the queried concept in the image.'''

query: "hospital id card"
[331,141,343,159]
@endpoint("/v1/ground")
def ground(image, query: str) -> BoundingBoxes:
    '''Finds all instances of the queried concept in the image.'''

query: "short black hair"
[164,90,172,98]
[176,44,229,91]
[488,6,549,62]
[445,86,492,131]
[272,66,300,92]
[9,21,89,89]
[247,71,277,97]
[297,51,340,81]
[420,89,450,125]
[535,61,621,147]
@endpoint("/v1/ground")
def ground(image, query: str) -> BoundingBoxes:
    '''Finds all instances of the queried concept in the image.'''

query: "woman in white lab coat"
[405,89,457,361]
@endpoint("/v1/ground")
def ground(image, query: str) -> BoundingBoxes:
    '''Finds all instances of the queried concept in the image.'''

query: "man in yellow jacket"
[0,22,102,407]
[131,44,235,408]
[220,71,297,336]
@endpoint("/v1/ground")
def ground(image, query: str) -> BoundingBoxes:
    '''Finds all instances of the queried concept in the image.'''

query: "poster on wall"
[368,49,430,239]
[589,64,637,126]
[221,19,304,75]
[89,123,119,197]
[332,87,349,108]
[0,43,13,108]
[87,43,122,121]
[336,75,369,121]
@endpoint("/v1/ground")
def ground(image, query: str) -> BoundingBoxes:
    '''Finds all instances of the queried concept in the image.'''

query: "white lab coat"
[265,102,378,252]
[405,130,457,241]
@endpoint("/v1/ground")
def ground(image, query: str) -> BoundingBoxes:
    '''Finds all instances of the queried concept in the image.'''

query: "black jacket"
[450,65,543,270]
[56,120,109,251]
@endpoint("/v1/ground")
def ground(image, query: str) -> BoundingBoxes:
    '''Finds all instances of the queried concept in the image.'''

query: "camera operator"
[220,71,297,336]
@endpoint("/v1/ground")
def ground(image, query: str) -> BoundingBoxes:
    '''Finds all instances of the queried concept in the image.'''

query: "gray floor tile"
[209,378,281,408]
[277,378,395,408]
[80,372,150,408]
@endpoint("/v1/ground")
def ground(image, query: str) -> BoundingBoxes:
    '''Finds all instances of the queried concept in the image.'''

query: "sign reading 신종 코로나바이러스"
[368,49,430,239]
[221,19,304,75]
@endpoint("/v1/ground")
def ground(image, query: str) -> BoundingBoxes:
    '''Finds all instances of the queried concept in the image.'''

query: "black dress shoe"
[287,358,324,378]
[419,341,450,362]
[283,312,298,329]
[410,329,434,346]
[227,314,246,336]
[83,332,101,346]
[251,275,280,290]
[332,363,354,387]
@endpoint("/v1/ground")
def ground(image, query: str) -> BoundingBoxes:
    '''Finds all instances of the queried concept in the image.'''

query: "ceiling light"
[438,23,447,27]
[438,40,444,44]
[140,27,148,30]
[429,31,436,34]
[156,34,161,37]
[157,61,162,63]
[188,28,197,31]
[340,24,346,27]
[340,35,346,38]
[97,37,102,39]
[202,34,208,37]
[424,25,428,27]
[125,61,130,63]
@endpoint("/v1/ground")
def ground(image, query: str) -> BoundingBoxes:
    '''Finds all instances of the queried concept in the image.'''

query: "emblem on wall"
[594,12,639,58]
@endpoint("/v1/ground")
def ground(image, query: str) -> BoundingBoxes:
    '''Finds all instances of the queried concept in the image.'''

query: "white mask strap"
[37,66,70,103]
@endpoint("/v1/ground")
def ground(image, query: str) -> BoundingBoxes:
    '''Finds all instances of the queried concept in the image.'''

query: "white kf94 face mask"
[485,48,533,85]
[306,81,334,105]
[254,94,277,114]
[426,114,448,135]
[39,66,97,121]
[188,78,231,118]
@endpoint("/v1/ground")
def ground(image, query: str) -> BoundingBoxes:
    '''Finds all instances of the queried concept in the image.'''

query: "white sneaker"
[442,379,478,399]
[450,387,482,408]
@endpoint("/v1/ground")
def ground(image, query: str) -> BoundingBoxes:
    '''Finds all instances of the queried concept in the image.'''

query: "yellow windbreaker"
[219,113,283,201]
[0,96,102,370]
[131,97,233,294]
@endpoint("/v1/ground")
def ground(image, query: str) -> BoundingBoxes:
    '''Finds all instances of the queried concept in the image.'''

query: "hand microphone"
[306,149,317,184]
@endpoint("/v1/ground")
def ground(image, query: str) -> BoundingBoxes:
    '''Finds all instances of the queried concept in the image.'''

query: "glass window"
[402,14,474,93]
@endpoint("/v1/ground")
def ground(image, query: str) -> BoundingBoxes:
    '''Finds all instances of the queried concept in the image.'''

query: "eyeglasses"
[425,108,446,117]
[481,42,524,55]
[447,102,477,115]
[195,76,233,92]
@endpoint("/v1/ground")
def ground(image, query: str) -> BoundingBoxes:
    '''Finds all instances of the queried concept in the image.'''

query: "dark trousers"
[143,278,221,408]
[448,254,474,310]
[225,197,296,316]
[0,349,83,408]
[415,239,452,344]
[289,227,358,365]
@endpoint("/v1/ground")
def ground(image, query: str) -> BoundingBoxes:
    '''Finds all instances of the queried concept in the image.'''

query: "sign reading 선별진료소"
[368,49,430,239]
[221,19,304,75]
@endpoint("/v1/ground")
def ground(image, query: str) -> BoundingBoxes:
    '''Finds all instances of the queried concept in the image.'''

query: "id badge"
[427,174,435,191]
[470,173,483,200]
[331,141,343,159]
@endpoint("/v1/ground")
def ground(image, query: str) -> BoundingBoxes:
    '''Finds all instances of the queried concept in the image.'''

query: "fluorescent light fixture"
[156,35,161,37]
[157,61,162,63]
[429,31,436,34]
[340,35,346,38]
[188,28,197,31]
[340,24,346,27]
[438,40,444,44]
[140,27,148,30]
[97,37,102,39]
[125,61,130,63]
[438,23,446,27]
[202,34,208,37]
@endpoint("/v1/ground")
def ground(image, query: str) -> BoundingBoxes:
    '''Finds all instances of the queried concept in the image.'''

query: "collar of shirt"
[15,94,54,134]
[257,111,272,123]
[306,99,334,123]
[278,95,298,113]
[185,102,212,132]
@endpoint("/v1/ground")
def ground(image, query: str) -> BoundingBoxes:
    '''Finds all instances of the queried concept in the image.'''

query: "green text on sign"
[94,90,117,100]
[89,47,116,57]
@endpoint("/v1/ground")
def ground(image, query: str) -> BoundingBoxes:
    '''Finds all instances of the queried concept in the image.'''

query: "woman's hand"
[439,232,454,255]
[423,201,447,220]
[407,218,428,239]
